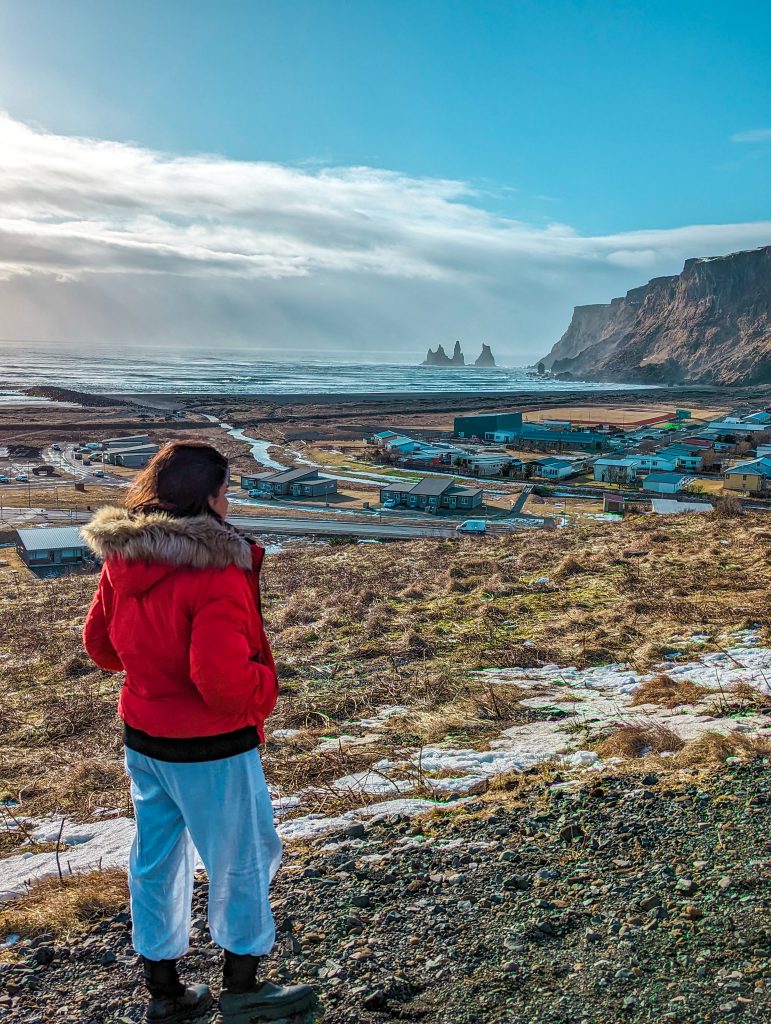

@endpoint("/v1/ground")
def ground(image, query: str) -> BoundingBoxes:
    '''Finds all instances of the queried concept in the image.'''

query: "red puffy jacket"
[82,507,278,741]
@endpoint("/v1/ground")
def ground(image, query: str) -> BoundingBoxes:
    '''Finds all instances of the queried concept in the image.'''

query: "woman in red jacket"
[83,441,316,1024]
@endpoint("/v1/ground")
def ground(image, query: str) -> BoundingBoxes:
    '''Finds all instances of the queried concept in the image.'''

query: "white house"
[593,457,639,484]
[626,452,679,474]
[452,453,521,476]
[534,456,587,480]
[642,472,692,494]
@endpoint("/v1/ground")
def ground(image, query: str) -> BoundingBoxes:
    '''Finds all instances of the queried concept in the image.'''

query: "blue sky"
[0,0,768,360]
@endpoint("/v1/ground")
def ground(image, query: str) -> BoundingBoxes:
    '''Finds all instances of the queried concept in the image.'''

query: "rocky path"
[2,762,770,1024]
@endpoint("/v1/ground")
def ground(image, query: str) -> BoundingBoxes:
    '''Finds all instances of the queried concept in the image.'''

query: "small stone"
[32,947,55,966]
[585,930,602,943]
[683,905,703,921]
[717,876,732,890]
[99,950,117,966]
[559,823,584,843]
[676,878,696,894]
[639,894,662,911]
[351,894,371,908]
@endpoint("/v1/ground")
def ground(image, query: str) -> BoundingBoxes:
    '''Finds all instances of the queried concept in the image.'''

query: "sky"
[0,0,768,364]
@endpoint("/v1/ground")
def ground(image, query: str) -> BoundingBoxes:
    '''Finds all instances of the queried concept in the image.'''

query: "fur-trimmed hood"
[83,506,255,572]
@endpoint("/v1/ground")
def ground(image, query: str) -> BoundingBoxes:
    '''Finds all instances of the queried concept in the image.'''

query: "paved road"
[227,515,463,539]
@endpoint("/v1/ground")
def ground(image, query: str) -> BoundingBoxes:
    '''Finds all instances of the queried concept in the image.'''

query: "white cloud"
[0,111,769,361]
[730,128,771,143]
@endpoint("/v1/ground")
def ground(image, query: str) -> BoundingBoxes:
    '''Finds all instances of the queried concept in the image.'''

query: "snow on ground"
[1,634,769,901]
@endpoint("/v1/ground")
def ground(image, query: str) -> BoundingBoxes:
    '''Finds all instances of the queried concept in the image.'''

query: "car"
[382,499,398,508]
[83,460,92,466]
[0,475,9,483]
[93,469,105,477]
[51,443,61,451]
[456,519,487,534]
[74,452,83,460]
[15,474,28,483]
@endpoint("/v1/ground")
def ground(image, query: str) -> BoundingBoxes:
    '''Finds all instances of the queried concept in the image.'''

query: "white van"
[456,519,487,534]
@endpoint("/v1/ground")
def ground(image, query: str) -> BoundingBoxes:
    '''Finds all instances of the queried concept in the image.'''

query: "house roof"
[643,472,689,484]
[651,499,712,515]
[409,477,455,496]
[725,457,771,475]
[264,467,318,484]
[16,526,84,551]
[595,457,638,467]
[373,430,398,439]
[379,478,482,498]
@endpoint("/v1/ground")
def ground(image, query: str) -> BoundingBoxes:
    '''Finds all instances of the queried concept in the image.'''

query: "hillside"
[542,246,771,386]
[1,514,770,1023]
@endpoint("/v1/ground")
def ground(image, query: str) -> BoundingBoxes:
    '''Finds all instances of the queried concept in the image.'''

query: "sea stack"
[422,344,452,366]
[474,344,496,367]
[422,341,467,366]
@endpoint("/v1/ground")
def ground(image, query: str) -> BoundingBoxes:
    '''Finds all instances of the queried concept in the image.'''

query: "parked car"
[93,470,105,477]
[74,452,83,460]
[15,474,28,482]
[0,475,9,483]
[456,519,487,534]
[83,460,92,466]
[51,443,61,451]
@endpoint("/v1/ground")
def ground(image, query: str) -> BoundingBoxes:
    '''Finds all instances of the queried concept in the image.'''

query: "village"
[4,399,771,579]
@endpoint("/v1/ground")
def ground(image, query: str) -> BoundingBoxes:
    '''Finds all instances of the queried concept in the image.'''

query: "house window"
[60,548,82,562]
[28,550,51,564]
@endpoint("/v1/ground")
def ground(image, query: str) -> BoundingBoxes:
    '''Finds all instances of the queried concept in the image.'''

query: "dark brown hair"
[126,441,228,518]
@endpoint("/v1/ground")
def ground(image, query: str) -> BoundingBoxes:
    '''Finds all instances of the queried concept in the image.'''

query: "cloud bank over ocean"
[0,112,769,361]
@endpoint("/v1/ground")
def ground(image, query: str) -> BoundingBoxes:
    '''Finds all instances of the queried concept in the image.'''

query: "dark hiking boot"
[142,957,214,1023]
[219,952,318,1023]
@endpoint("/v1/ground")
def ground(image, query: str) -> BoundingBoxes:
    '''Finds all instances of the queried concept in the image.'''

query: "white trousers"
[125,746,282,961]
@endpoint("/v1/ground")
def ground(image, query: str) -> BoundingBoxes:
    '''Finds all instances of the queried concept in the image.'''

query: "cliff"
[541,246,771,386]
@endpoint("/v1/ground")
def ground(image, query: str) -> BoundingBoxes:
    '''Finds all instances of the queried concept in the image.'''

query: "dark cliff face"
[541,246,771,386]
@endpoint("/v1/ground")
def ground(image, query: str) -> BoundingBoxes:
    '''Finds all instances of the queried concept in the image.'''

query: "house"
[103,444,159,468]
[707,419,769,436]
[533,456,587,480]
[454,413,523,440]
[593,457,639,484]
[101,434,151,451]
[756,444,771,459]
[658,444,704,472]
[452,453,521,476]
[371,430,399,447]
[379,477,483,512]
[642,472,692,494]
[626,452,679,474]
[723,457,771,494]
[15,526,89,573]
[244,467,337,498]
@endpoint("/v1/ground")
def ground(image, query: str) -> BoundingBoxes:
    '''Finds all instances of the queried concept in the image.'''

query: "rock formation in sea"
[422,341,466,366]
[539,246,771,386]
[474,344,496,368]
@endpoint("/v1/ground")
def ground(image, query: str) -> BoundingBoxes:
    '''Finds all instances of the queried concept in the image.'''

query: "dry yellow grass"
[673,730,771,766]
[0,511,768,820]
[594,722,686,758]
[630,673,711,708]
[0,867,128,942]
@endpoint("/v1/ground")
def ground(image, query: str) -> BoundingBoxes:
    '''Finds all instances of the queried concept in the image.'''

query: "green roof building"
[454,412,523,439]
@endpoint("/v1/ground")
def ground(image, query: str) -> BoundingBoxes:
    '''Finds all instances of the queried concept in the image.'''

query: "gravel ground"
[2,761,770,1024]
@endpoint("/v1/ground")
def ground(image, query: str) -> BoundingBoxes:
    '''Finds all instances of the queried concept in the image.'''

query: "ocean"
[0,341,645,397]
